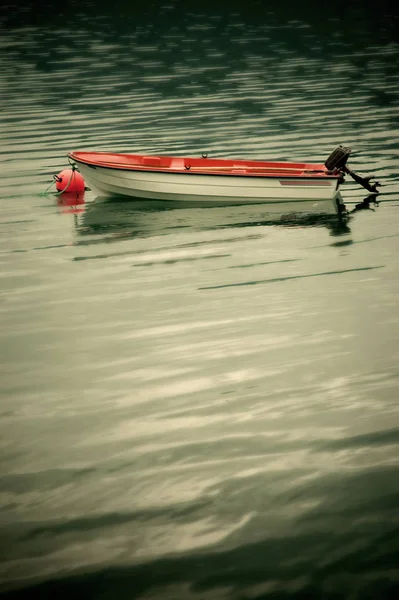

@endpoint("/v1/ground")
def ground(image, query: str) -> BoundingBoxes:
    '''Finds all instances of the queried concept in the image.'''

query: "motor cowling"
[325,146,352,171]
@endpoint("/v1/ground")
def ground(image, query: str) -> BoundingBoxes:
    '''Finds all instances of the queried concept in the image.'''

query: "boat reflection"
[74,197,353,242]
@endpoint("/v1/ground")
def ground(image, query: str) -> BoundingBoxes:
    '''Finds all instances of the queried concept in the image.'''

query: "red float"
[54,168,85,194]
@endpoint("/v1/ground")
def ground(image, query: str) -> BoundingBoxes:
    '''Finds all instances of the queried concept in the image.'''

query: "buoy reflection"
[57,192,85,214]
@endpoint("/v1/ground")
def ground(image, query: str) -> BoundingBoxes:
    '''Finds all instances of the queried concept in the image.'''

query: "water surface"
[1,1,399,598]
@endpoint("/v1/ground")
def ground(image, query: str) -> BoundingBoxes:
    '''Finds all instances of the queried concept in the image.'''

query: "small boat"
[68,146,379,212]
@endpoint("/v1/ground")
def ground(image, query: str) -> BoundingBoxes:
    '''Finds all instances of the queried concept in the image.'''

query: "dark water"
[1,1,399,598]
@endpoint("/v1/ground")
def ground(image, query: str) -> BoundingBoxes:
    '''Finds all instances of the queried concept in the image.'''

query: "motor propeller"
[343,166,381,194]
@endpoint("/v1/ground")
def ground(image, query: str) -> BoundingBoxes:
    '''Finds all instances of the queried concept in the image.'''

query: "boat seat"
[170,158,186,170]
[142,156,162,167]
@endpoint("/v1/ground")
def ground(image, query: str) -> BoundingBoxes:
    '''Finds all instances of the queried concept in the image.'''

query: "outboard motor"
[325,145,381,196]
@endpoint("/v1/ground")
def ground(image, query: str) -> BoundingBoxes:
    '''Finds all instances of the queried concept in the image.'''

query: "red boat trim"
[72,158,339,181]
[69,151,342,183]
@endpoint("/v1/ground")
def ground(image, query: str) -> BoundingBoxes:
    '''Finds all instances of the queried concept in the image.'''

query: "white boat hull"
[76,162,342,210]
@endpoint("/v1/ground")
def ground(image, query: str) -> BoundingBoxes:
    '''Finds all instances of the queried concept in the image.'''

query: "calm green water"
[1,2,399,598]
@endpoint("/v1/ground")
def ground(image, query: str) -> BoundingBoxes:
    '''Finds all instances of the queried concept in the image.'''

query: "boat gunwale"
[69,153,340,181]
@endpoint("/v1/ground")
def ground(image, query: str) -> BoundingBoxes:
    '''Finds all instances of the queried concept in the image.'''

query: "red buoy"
[54,169,85,194]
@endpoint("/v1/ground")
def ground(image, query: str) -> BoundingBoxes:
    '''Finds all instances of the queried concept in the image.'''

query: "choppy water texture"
[1,1,399,598]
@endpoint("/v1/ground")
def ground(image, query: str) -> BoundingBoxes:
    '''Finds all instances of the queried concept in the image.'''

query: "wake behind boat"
[68,146,380,212]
